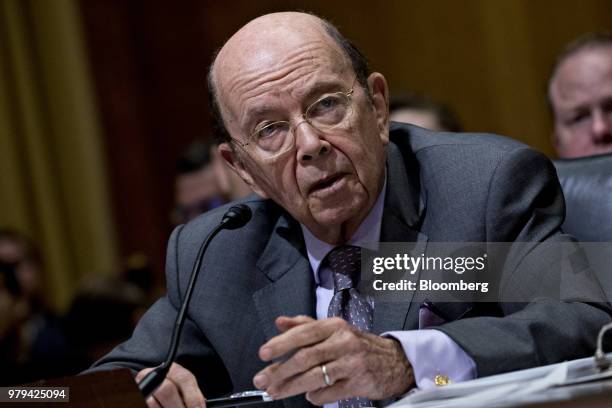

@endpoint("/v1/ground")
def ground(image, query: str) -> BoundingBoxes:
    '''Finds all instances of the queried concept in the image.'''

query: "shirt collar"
[300,177,387,284]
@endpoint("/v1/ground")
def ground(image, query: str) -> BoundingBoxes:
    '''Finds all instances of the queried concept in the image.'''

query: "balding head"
[214,12,333,76]
[207,12,370,144]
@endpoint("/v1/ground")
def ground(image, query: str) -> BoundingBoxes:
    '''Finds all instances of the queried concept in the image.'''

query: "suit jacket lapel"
[373,141,429,334]
[252,213,315,408]
[252,213,316,342]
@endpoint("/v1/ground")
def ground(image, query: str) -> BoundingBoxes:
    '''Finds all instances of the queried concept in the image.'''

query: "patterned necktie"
[326,245,373,408]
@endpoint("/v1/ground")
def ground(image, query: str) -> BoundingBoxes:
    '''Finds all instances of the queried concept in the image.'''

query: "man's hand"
[136,363,206,408]
[252,316,414,405]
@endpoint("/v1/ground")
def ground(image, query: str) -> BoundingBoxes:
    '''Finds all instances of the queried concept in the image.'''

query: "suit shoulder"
[388,122,554,193]
[390,121,530,158]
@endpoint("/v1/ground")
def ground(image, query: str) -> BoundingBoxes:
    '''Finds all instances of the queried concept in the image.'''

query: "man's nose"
[591,109,612,144]
[295,121,331,162]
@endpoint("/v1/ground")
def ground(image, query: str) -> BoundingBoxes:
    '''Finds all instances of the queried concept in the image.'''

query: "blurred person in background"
[548,32,612,158]
[389,92,463,132]
[0,260,29,383]
[0,228,150,383]
[173,140,226,224]
[174,139,253,225]
[0,229,67,385]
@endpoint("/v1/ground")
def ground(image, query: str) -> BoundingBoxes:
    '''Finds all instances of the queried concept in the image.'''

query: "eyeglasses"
[232,85,355,162]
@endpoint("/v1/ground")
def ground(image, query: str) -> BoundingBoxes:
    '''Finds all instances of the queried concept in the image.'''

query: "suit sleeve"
[434,147,612,377]
[88,225,232,396]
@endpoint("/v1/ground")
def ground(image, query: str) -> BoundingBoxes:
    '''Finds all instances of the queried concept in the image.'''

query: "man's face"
[390,108,444,131]
[0,239,41,299]
[174,165,223,223]
[215,18,389,243]
[550,46,612,158]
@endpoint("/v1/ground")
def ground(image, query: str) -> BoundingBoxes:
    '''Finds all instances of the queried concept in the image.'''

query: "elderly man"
[92,12,610,408]
[549,32,612,158]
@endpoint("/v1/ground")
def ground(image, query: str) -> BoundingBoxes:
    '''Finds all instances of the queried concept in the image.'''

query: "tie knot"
[326,245,361,292]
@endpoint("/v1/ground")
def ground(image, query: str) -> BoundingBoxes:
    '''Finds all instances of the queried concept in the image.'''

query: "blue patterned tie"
[326,245,373,408]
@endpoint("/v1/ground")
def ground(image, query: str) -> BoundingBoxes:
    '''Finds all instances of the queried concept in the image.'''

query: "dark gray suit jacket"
[91,123,612,408]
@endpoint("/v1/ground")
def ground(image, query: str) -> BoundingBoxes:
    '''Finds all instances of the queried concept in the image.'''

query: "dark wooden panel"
[78,0,216,285]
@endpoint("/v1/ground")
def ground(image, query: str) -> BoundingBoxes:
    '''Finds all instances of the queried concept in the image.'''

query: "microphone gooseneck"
[138,204,252,398]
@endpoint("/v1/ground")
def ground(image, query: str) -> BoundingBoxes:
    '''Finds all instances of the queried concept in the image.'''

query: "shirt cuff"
[383,329,477,390]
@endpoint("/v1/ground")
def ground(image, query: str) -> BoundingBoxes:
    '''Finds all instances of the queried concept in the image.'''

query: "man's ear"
[367,72,390,145]
[217,143,269,198]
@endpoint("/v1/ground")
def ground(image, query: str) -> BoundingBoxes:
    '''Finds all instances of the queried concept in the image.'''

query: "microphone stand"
[138,205,251,398]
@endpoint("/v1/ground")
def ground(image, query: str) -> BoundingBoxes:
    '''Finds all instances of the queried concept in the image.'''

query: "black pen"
[207,390,274,408]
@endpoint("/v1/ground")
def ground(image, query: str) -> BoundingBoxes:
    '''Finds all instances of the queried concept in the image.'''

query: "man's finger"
[136,367,155,383]
[145,396,163,408]
[167,363,206,408]
[304,360,361,407]
[151,377,185,407]
[306,378,352,406]
[256,329,343,388]
[266,359,341,400]
[259,317,348,361]
[136,363,206,408]
[275,315,314,333]
[137,367,165,408]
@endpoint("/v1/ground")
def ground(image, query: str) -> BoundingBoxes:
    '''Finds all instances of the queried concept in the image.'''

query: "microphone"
[138,204,252,398]
[221,204,252,230]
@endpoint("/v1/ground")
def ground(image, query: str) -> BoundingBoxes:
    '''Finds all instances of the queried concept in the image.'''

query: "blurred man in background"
[0,229,148,385]
[0,229,66,385]
[389,92,462,132]
[548,32,612,158]
[174,140,225,224]
[174,140,252,224]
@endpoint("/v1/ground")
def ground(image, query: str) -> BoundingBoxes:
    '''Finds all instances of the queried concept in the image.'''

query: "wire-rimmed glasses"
[232,86,355,162]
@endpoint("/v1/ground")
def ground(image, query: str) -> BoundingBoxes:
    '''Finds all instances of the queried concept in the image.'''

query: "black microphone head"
[220,204,252,230]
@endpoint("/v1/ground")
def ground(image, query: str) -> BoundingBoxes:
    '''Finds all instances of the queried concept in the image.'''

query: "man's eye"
[256,122,286,139]
[309,96,340,117]
[566,112,590,126]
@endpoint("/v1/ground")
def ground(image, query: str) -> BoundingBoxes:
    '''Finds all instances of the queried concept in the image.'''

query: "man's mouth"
[308,174,346,195]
